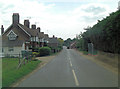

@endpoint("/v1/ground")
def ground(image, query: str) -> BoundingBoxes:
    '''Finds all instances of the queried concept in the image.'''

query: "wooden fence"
[2,51,33,69]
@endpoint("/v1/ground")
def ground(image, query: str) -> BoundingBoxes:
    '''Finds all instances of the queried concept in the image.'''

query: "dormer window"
[7,30,17,40]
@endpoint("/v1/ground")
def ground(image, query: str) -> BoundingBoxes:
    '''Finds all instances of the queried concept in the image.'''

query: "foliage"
[57,38,64,51]
[64,38,76,47]
[58,38,64,46]
[34,47,39,52]
[32,59,39,61]
[76,10,120,54]
[2,58,41,87]
[83,51,88,55]
[38,47,51,56]
[32,52,39,57]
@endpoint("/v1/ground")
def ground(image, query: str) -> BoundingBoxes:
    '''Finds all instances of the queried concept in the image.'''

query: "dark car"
[67,47,69,49]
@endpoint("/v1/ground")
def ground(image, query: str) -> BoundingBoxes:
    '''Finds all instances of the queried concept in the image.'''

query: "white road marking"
[70,61,72,67]
[68,50,79,86]
[72,69,79,86]
[69,57,70,60]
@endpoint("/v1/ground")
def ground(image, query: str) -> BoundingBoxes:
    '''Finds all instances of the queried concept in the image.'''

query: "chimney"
[53,35,55,38]
[46,34,49,37]
[24,20,30,28]
[12,13,19,25]
[45,34,49,38]
[37,27,41,32]
[31,24,36,29]
[1,25,4,35]
[41,32,44,34]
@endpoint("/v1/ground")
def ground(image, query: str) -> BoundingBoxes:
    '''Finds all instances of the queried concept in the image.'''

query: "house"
[48,35,59,53]
[1,13,49,56]
[70,41,76,49]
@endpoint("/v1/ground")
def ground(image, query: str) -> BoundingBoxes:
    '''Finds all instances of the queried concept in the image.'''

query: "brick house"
[70,42,76,49]
[1,13,48,56]
[48,35,59,53]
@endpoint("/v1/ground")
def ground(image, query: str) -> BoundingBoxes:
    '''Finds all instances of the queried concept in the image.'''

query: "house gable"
[7,30,18,41]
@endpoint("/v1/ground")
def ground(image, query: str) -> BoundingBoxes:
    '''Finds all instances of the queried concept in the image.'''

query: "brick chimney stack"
[31,24,36,29]
[53,35,55,38]
[37,27,41,32]
[41,32,44,34]
[24,20,30,28]
[12,13,19,25]
[1,25,4,35]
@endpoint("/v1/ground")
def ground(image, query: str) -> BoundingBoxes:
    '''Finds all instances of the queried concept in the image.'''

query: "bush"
[32,52,39,57]
[38,47,51,56]
[34,47,39,52]
[83,51,88,55]
[32,59,38,61]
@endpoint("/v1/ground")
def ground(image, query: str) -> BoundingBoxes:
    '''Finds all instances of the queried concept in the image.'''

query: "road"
[18,47,118,87]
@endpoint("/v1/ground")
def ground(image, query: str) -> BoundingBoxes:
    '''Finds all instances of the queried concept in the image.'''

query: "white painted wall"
[3,47,22,57]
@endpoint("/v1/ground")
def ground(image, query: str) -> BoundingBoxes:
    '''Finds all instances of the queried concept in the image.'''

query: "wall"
[3,46,22,57]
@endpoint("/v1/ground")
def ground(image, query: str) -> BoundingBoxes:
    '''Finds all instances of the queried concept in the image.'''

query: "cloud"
[0,0,118,40]
[82,5,106,15]
[70,3,113,25]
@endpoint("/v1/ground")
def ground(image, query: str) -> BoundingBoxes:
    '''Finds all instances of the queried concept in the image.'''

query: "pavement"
[17,46,118,87]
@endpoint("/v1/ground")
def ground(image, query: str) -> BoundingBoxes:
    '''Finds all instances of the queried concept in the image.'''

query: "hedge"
[38,47,51,56]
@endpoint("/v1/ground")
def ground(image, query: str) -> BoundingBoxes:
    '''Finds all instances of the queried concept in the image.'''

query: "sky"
[0,0,119,40]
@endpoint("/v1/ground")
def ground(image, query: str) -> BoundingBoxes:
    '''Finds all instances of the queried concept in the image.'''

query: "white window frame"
[36,37,38,42]
[8,47,14,52]
[7,30,17,41]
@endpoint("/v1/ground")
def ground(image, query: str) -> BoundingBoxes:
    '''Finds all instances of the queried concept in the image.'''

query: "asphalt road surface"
[18,47,118,87]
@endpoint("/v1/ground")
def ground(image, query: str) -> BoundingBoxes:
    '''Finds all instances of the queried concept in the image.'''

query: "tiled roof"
[38,32,44,39]
[48,38,59,44]
[18,24,45,38]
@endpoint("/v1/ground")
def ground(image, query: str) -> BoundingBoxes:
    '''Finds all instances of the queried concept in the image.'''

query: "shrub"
[38,47,51,56]
[32,52,39,57]
[32,59,38,61]
[83,51,88,55]
[34,47,39,52]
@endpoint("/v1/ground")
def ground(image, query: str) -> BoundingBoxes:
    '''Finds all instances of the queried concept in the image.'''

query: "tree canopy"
[76,10,120,54]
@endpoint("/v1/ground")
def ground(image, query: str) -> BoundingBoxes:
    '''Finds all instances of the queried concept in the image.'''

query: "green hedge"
[38,47,51,56]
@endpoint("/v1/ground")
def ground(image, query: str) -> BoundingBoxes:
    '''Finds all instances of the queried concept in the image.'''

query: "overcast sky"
[0,0,119,40]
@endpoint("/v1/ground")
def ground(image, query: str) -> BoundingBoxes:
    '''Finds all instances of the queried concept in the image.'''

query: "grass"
[2,58,41,87]
[78,49,88,55]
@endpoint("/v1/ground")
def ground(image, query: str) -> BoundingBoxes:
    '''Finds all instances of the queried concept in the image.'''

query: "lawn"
[2,58,41,87]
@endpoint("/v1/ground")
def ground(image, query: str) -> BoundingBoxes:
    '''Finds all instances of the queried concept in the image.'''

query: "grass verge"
[75,49,118,74]
[2,58,41,87]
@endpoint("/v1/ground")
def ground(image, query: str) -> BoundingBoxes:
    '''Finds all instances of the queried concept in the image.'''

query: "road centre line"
[70,60,73,67]
[68,50,79,86]
[72,69,79,86]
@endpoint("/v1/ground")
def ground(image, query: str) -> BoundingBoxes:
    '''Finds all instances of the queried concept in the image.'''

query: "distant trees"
[76,10,120,54]
[57,38,64,51]
[64,38,72,47]
[64,38,76,47]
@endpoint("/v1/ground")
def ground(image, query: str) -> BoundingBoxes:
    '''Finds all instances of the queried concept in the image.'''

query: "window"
[2,48,4,52]
[36,37,38,42]
[7,30,17,40]
[8,47,14,52]
[30,37,33,41]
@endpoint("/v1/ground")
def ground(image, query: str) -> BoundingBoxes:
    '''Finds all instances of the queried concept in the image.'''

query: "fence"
[2,51,33,69]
